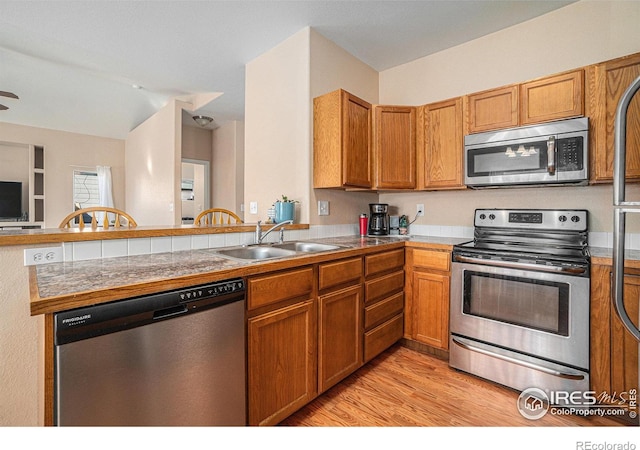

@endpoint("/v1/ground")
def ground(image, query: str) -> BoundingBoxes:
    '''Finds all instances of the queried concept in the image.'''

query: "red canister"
[359,214,368,237]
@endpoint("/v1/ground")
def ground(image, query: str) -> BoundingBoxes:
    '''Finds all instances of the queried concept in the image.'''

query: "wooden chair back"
[59,207,137,230]
[195,208,243,225]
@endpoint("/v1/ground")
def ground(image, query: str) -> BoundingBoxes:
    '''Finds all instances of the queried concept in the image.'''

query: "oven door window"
[467,139,548,177]
[463,271,569,336]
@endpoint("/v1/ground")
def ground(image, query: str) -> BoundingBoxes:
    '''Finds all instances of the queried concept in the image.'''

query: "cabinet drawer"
[365,270,404,304]
[248,267,314,310]
[364,313,404,362]
[365,291,404,330]
[319,257,363,291]
[365,249,404,278]
[412,248,450,272]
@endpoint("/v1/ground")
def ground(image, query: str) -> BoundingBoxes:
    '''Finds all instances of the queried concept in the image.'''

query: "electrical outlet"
[249,202,258,214]
[24,246,63,266]
[318,200,329,216]
[417,204,425,217]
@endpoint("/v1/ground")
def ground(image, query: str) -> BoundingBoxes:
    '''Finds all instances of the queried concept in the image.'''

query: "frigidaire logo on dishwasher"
[62,314,91,325]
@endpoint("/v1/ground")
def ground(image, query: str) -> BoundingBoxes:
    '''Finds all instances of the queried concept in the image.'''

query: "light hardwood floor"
[280,344,626,427]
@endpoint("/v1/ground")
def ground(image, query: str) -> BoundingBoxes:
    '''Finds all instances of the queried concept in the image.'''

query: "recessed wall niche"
[0,141,45,228]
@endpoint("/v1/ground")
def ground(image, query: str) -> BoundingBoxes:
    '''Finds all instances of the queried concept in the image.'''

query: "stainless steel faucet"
[255,220,293,244]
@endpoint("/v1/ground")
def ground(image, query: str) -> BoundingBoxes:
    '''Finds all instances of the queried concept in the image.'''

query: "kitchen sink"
[272,241,343,253]
[214,245,297,261]
[213,241,345,262]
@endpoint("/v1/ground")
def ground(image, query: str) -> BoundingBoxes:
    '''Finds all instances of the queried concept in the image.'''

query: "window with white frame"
[73,170,100,211]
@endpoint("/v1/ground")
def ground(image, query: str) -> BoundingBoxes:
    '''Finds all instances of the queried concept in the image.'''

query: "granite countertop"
[32,235,452,315]
[589,246,640,265]
[36,234,630,316]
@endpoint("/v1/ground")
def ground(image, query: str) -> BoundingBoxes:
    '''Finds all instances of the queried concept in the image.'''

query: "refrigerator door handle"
[612,209,640,341]
[612,73,640,342]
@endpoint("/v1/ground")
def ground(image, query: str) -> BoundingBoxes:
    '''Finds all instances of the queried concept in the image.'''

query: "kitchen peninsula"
[22,223,467,426]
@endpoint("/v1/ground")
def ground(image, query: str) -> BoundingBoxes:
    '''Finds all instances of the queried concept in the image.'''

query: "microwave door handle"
[547,136,556,175]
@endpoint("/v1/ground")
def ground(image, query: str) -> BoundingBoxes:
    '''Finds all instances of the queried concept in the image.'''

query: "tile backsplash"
[58,224,635,262]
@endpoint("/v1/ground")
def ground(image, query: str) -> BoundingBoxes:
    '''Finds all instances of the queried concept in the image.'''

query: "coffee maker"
[368,203,390,235]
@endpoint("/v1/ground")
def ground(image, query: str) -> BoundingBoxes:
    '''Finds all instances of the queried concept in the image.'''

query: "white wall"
[244,27,381,225]
[309,28,381,225]
[0,122,125,227]
[182,124,212,161]
[125,100,183,226]
[378,0,640,232]
[245,28,312,223]
[212,121,245,219]
[0,245,43,426]
[380,1,640,106]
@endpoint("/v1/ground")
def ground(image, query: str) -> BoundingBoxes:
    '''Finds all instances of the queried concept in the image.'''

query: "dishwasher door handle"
[153,304,188,320]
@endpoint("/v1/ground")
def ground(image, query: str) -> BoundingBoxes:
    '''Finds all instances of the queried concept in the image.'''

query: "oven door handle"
[452,254,587,275]
[451,337,585,381]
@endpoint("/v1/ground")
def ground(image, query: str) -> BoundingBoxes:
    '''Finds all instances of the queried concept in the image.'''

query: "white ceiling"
[0,0,575,140]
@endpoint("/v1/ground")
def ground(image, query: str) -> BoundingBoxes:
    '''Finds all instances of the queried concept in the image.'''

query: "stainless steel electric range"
[449,208,590,394]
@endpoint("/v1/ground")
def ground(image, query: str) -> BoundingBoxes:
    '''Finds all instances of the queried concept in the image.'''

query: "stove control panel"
[474,209,588,231]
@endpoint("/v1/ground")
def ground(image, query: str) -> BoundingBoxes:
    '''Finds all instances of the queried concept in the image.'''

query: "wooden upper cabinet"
[465,85,519,134]
[465,69,584,134]
[418,97,464,190]
[373,105,416,189]
[313,89,372,189]
[520,70,584,125]
[588,52,640,183]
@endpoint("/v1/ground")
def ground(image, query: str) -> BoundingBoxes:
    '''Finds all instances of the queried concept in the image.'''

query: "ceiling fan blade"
[0,104,8,110]
[0,91,19,99]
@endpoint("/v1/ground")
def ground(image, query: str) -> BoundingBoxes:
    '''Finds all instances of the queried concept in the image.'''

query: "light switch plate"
[318,200,329,216]
[249,202,258,214]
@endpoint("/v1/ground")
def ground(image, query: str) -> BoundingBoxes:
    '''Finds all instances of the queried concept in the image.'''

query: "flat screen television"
[0,181,23,220]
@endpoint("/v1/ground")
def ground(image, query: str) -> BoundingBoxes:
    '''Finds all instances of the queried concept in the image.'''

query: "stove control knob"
[571,215,581,223]
[559,215,567,222]
[488,214,496,220]
[479,213,486,220]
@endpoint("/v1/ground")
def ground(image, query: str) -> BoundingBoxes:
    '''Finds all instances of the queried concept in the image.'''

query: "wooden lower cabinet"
[364,313,403,362]
[590,264,639,424]
[405,247,451,352]
[248,300,317,426]
[248,249,405,425]
[318,285,363,392]
[411,271,450,349]
[363,249,405,361]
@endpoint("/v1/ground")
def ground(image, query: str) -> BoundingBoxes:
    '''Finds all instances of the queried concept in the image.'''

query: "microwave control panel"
[557,136,584,171]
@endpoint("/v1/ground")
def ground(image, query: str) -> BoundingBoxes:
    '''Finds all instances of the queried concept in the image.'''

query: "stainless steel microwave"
[464,117,588,188]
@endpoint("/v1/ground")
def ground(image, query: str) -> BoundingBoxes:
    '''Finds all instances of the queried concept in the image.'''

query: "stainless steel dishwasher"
[54,278,246,426]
